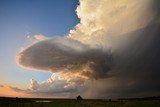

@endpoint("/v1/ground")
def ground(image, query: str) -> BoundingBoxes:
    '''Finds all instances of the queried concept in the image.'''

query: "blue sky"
[0,0,79,89]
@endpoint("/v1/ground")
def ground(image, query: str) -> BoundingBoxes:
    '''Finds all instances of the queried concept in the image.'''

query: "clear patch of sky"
[0,0,79,88]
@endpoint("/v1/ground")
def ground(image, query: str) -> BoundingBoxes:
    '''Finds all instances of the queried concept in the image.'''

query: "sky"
[0,0,78,91]
[0,0,160,99]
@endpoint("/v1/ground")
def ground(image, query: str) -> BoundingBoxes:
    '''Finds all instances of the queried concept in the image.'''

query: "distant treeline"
[0,97,34,103]
[0,96,160,102]
[118,96,160,101]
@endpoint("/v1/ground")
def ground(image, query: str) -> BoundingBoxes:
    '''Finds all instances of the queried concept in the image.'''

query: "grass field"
[0,97,160,107]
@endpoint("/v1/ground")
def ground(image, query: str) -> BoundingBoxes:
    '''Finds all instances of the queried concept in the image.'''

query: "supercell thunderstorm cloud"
[17,37,111,79]
[16,0,160,98]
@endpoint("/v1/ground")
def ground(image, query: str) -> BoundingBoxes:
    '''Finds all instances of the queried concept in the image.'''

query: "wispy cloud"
[0,85,4,87]
[0,85,31,98]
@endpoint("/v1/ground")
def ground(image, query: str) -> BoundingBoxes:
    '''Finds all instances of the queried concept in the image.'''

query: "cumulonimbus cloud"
[16,0,160,98]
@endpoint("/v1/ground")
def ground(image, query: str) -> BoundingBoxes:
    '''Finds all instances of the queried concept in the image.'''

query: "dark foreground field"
[0,97,160,107]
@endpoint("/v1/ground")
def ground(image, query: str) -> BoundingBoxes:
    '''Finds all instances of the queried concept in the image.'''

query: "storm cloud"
[16,0,160,98]
[17,37,112,79]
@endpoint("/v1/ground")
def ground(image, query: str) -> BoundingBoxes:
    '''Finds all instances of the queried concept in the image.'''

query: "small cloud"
[27,35,30,39]
[34,35,46,41]
[0,85,4,87]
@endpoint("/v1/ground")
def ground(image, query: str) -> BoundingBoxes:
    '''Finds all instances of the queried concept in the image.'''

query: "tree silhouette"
[76,95,83,100]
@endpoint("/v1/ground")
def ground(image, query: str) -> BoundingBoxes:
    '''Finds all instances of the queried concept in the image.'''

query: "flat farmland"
[0,97,160,107]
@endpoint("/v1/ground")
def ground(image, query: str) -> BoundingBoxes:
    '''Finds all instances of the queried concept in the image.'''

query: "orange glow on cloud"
[0,86,31,98]
[34,35,46,41]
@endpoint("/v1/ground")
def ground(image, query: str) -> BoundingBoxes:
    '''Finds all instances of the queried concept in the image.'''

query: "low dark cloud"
[17,37,112,79]
[83,22,160,98]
